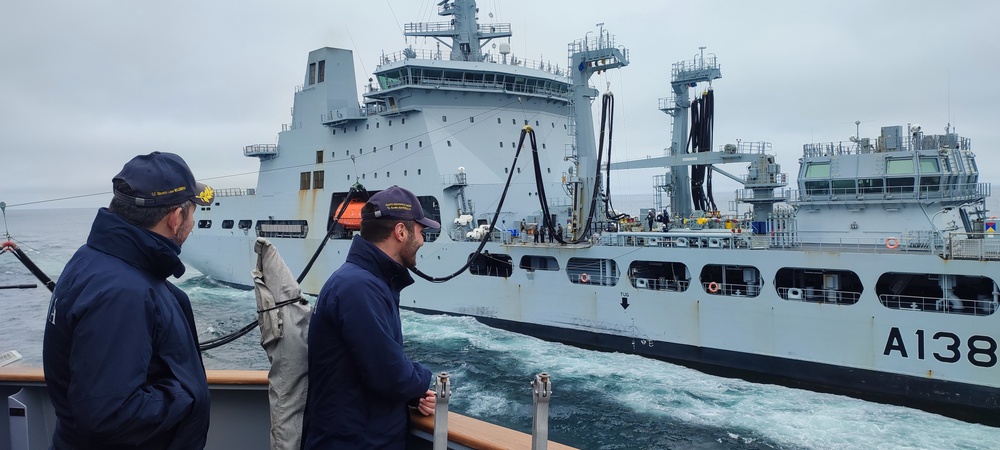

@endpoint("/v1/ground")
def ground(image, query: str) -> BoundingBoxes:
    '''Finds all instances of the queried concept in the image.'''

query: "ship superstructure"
[184,0,1000,425]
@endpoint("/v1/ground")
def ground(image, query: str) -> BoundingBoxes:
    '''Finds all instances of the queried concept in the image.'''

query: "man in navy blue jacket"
[43,152,214,449]
[304,185,438,449]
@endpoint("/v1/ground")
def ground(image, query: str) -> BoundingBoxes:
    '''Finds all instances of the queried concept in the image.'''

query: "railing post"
[531,372,551,450]
[433,372,450,450]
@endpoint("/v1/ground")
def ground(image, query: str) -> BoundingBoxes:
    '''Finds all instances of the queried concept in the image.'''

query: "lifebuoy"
[579,273,590,283]
[885,237,899,249]
[707,281,720,293]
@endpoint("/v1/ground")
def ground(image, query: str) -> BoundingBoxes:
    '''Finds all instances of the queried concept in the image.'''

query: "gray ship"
[179,0,1000,425]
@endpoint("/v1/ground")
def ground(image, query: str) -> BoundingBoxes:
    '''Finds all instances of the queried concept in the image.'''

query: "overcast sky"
[2,0,997,212]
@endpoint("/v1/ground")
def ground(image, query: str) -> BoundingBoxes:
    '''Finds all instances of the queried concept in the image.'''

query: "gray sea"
[2,207,999,449]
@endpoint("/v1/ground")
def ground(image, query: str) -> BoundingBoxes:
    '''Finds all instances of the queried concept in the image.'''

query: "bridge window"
[831,179,856,196]
[886,177,915,194]
[859,178,883,194]
[198,220,212,229]
[887,158,915,174]
[919,157,942,193]
[804,180,829,197]
[221,220,234,229]
[805,162,830,178]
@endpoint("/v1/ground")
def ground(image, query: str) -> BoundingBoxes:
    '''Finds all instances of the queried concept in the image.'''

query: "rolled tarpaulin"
[252,238,311,450]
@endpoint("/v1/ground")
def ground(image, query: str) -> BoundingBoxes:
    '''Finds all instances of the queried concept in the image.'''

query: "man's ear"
[395,222,407,241]
[167,206,185,232]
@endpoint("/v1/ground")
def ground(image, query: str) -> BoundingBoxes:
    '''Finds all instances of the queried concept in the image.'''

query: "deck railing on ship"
[789,181,989,203]
[376,47,566,77]
[0,369,575,450]
[776,286,861,304]
[593,229,1000,261]
[802,134,972,157]
[879,293,999,317]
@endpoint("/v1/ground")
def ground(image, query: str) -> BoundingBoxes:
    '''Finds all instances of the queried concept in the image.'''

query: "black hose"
[411,127,530,283]
[689,96,705,211]
[3,242,56,292]
[704,90,717,211]
[599,93,627,222]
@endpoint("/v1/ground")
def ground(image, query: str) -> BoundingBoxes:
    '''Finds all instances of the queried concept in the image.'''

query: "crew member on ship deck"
[303,185,438,449]
[42,152,213,450]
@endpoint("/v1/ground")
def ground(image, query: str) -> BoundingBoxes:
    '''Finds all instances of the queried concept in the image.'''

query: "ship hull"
[423,307,1000,425]
[185,217,1000,426]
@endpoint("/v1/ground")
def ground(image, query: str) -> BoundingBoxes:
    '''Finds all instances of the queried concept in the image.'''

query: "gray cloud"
[2,0,997,212]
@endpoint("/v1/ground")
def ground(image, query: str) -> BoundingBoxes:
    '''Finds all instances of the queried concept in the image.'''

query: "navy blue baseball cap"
[362,185,440,229]
[112,152,214,207]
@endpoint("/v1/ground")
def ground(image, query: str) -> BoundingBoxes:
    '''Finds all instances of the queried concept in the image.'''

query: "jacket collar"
[86,208,186,279]
[345,235,414,292]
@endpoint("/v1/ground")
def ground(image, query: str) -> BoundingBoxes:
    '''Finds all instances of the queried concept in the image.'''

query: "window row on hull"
[197,211,999,316]
[513,255,998,316]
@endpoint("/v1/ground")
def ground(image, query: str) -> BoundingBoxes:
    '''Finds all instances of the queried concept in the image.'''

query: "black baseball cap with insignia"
[113,152,214,207]
[362,185,440,229]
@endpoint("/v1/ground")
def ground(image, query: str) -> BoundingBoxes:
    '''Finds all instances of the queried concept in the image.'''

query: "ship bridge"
[794,125,987,208]
[360,0,572,115]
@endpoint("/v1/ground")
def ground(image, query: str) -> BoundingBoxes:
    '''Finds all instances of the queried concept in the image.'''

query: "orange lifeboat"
[334,199,366,230]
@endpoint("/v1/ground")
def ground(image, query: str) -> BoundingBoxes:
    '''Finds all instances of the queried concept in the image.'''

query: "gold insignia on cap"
[197,185,215,203]
[384,202,412,211]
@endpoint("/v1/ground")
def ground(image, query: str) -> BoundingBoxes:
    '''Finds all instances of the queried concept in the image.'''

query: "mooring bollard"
[433,371,450,450]
[531,372,551,450]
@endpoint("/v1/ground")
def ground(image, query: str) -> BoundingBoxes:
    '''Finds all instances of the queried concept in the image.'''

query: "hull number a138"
[883,327,997,368]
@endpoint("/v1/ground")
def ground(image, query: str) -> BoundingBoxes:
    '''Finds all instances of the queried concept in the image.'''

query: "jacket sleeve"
[338,279,431,402]
[65,284,194,444]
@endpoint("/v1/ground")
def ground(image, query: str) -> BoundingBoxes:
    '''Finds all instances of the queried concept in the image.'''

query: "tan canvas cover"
[252,238,311,450]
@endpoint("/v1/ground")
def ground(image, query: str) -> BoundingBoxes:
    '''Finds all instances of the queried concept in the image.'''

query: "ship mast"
[404,0,512,62]
[566,28,628,239]
[664,48,721,218]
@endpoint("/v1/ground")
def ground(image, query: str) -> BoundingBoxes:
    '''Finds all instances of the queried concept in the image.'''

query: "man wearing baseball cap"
[304,185,439,449]
[43,152,213,449]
